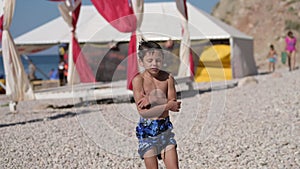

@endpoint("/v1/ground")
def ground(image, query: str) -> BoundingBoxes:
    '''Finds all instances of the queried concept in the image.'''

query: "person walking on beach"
[267,44,277,73]
[132,41,181,169]
[285,31,297,71]
[28,60,37,81]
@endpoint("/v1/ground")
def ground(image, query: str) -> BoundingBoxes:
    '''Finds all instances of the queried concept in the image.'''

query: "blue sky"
[10,0,220,38]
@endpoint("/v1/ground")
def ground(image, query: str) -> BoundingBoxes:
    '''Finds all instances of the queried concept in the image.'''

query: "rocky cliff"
[212,0,300,70]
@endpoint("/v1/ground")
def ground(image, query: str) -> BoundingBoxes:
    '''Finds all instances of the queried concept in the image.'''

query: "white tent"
[13,2,257,79]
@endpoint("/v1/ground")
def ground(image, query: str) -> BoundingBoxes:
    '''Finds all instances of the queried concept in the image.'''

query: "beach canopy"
[14,2,253,45]
[13,2,257,79]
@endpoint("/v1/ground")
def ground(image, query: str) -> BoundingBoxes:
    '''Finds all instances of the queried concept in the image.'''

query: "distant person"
[48,68,58,80]
[58,59,66,85]
[59,43,69,61]
[267,44,277,73]
[285,31,297,71]
[64,62,68,82]
[132,41,181,169]
[28,60,37,81]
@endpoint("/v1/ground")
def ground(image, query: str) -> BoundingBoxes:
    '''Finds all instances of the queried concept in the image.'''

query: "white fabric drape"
[132,0,144,29]
[58,0,80,84]
[2,0,35,101]
[176,0,192,77]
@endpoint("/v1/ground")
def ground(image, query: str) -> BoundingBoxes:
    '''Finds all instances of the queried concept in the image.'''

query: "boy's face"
[141,50,163,75]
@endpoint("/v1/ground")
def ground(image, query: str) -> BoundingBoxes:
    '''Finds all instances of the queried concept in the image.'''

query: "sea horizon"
[0,54,60,80]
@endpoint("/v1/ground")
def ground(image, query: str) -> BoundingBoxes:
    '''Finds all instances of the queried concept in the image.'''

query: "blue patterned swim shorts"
[136,116,177,159]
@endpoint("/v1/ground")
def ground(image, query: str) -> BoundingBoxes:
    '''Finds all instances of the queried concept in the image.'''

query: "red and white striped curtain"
[57,0,95,84]
[176,0,194,78]
[1,0,35,101]
[127,0,144,90]
[91,0,140,90]
[71,0,95,83]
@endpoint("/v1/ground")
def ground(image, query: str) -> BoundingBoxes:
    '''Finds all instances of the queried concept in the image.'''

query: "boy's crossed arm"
[134,91,180,119]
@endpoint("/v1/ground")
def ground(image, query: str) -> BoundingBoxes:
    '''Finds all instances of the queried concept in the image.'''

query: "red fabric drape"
[127,39,139,89]
[72,35,95,82]
[0,15,3,42]
[71,1,80,31]
[91,0,136,32]
[91,0,138,89]
[72,0,96,82]
[127,33,139,90]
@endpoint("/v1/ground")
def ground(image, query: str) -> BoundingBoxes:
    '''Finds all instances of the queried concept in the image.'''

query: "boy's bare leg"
[144,149,158,169]
[161,145,179,169]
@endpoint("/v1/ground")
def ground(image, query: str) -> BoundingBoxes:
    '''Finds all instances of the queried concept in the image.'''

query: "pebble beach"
[0,68,299,169]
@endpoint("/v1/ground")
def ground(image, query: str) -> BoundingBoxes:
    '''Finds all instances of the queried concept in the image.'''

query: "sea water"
[0,54,59,80]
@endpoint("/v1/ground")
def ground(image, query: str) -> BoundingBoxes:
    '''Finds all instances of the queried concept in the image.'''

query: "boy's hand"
[137,93,151,109]
[167,99,181,112]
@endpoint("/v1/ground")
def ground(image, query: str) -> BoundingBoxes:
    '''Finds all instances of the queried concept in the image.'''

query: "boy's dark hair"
[270,44,274,49]
[138,40,163,60]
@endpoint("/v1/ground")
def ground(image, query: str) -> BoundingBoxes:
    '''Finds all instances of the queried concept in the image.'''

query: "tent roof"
[14,2,252,46]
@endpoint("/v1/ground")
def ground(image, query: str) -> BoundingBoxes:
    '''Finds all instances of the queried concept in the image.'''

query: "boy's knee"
[160,144,176,158]
[143,148,157,159]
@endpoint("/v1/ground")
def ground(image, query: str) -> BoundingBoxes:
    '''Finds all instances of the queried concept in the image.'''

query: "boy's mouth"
[151,68,159,71]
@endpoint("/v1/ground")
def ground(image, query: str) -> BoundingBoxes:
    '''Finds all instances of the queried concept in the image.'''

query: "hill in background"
[212,0,300,71]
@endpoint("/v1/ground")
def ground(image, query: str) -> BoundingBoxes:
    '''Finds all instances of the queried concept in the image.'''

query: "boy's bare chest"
[143,79,168,94]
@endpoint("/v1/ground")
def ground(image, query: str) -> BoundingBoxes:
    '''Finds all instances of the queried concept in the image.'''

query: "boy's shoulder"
[132,73,143,82]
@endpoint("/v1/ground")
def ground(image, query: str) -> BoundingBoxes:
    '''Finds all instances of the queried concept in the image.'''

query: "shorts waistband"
[136,116,173,139]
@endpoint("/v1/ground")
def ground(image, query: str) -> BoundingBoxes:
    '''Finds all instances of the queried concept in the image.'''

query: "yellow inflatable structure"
[194,45,232,82]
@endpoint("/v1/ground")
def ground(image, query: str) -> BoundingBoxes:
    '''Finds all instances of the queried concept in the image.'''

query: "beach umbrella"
[1,0,35,101]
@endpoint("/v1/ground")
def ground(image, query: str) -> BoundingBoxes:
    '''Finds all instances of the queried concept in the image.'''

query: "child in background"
[268,44,277,73]
[132,41,181,169]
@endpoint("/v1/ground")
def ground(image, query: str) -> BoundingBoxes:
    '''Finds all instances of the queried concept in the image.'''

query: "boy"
[132,41,181,169]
